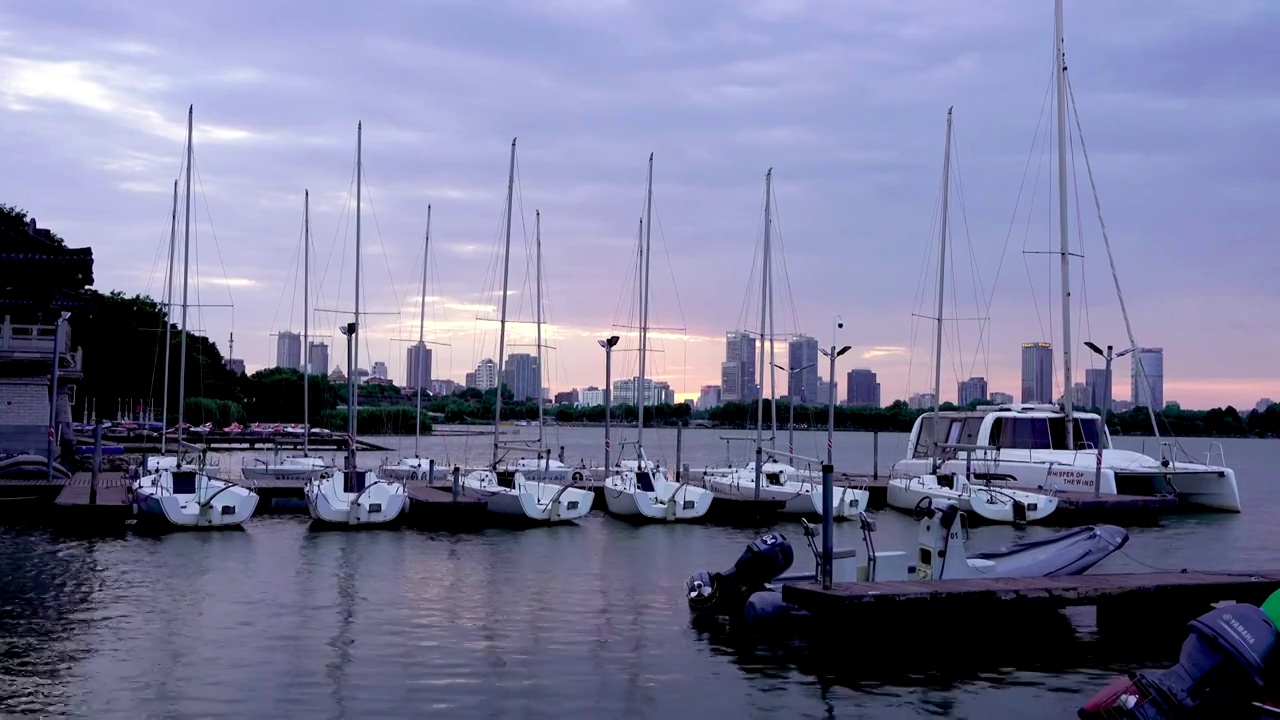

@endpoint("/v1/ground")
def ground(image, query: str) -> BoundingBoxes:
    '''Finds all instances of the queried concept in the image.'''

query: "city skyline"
[1,2,1275,410]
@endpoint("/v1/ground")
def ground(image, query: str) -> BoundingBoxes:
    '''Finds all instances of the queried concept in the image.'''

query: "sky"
[1,0,1276,410]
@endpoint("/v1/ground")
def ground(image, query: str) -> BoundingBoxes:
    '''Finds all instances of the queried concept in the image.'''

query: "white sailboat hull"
[305,471,406,526]
[241,465,327,482]
[602,473,713,522]
[704,467,865,520]
[461,471,593,522]
[886,475,973,514]
[968,486,1058,524]
[132,471,259,528]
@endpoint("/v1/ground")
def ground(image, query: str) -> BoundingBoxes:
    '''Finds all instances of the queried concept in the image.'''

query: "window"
[912,416,938,458]
[959,417,983,446]
[1000,418,1051,449]
[1074,418,1106,450]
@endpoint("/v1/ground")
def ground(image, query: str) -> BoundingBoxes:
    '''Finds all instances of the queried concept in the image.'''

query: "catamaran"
[702,169,866,520]
[132,105,260,529]
[304,122,407,527]
[891,1,1240,514]
[243,190,330,485]
[601,154,713,522]
[886,109,1058,524]
[459,139,594,523]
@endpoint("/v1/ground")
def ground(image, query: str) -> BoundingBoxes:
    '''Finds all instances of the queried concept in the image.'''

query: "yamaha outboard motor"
[686,533,794,616]
[1078,603,1278,718]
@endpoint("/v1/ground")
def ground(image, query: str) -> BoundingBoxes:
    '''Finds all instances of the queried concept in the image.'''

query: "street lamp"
[47,312,71,482]
[599,335,620,473]
[816,313,850,589]
[772,361,816,455]
[1084,341,1135,425]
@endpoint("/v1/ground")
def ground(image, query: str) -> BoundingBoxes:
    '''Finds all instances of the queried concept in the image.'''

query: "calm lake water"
[2,428,1277,718]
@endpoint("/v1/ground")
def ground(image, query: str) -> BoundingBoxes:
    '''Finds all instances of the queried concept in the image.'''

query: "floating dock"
[782,570,1280,631]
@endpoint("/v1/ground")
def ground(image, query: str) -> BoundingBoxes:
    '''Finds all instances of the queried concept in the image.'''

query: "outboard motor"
[686,533,794,616]
[1078,603,1278,718]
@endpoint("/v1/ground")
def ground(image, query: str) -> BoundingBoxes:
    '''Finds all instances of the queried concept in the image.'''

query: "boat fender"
[411,471,420,482]
[743,590,803,623]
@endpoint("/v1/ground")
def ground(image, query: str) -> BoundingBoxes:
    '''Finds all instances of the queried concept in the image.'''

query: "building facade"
[578,386,604,407]
[815,378,837,406]
[224,357,246,375]
[307,341,329,376]
[786,334,820,403]
[846,368,881,408]
[276,330,302,370]
[696,385,722,410]
[957,377,988,407]
[405,342,432,388]
[467,358,498,390]
[1020,342,1053,403]
[554,388,579,405]
[1084,367,1110,411]
[721,331,757,402]
[612,377,673,406]
[989,391,1014,405]
[1131,347,1164,411]
[909,392,938,410]
[503,352,540,401]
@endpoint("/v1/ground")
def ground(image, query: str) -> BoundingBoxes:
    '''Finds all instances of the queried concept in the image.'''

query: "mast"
[933,108,953,463]
[765,171,776,448]
[535,209,544,449]
[637,154,653,454]
[303,189,310,455]
[415,204,431,457]
[160,178,177,455]
[753,169,771,498]
[176,105,193,450]
[492,138,517,469]
[350,122,361,450]
[1055,0,1075,449]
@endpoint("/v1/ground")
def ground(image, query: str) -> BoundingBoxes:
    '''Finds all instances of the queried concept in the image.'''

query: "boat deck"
[852,474,1178,519]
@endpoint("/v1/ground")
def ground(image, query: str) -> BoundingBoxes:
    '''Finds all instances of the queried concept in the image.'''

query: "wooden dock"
[782,571,1280,632]
[405,485,488,531]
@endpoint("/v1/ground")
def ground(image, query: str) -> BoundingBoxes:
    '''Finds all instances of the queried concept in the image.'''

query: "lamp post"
[599,335,619,473]
[816,314,851,589]
[772,361,815,456]
[1084,341,1134,497]
[46,312,70,482]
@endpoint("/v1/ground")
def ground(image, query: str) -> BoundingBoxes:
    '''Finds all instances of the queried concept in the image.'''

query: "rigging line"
[1068,101,1093,370]
[651,197,691,389]
[191,157,236,311]
[734,181,768,334]
[357,164,403,314]
[949,122,991,381]
[1018,67,1056,347]
[946,189,965,391]
[905,149,946,400]
[268,214,306,337]
[767,175,803,335]
[314,150,357,325]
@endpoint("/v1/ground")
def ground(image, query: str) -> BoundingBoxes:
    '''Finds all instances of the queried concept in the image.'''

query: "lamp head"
[836,345,852,358]
[1084,341,1103,357]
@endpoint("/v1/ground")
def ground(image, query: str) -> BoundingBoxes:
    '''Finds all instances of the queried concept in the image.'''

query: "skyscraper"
[307,341,329,376]
[721,331,757,402]
[276,331,302,370]
[1131,347,1165,411]
[845,368,881,407]
[1020,342,1053,403]
[371,361,388,380]
[504,352,540,401]
[1084,367,1110,411]
[468,358,498,390]
[957,377,988,407]
[697,385,722,410]
[405,342,432,388]
[786,334,820,403]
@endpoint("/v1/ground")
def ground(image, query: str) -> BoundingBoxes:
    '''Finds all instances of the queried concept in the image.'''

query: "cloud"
[862,346,907,359]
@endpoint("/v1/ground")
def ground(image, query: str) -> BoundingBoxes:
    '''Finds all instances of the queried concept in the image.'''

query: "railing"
[0,316,82,371]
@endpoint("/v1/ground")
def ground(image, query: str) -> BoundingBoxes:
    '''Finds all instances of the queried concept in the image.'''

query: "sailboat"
[380,204,442,484]
[602,154,714,522]
[459,139,594,523]
[886,109,1058,524]
[703,170,866,520]
[132,105,260,528]
[304,122,407,527]
[243,190,330,484]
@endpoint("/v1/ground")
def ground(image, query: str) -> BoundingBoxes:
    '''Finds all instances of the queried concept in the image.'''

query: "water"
[3,429,1277,718]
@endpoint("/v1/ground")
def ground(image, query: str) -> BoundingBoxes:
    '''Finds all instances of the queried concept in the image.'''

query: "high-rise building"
[1084,368,1110,411]
[405,342,432,388]
[276,330,302,370]
[1020,342,1053,403]
[468,358,498,390]
[371,361,389,381]
[696,385,722,410]
[307,341,329,376]
[909,392,938,410]
[1071,382,1090,408]
[721,331,757,402]
[612,378,673,406]
[503,352,540,401]
[786,334,820,403]
[1131,347,1164,411]
[578,386,604,407]
[989,391,1014,405]
[430,379,456,396]
[845,368,881,407]
[815,378,837,406]
[554,389,579,405]
[957,377,988,407]
[224,358,246,375]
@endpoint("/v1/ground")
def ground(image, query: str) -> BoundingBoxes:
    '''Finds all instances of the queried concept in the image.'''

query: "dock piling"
[451,466,460,501]
[821,463,834,589]
[872,431,879,481]
[90,420,102,505]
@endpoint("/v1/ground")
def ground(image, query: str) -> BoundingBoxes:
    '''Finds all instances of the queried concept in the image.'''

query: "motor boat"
[686,497,1128,622]
[460,468,593,523]
[1078,592,1280,719]
[603,457,713,522]
[132,464,259,529]
[704,460,867,520]
[893,405,1241,512]
[305,467,406,527]
[887,472,1058,524]
[242,455,330,483]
